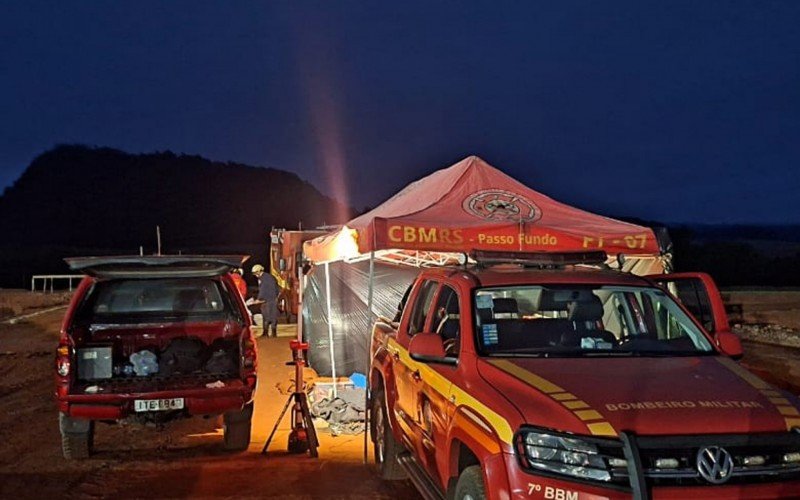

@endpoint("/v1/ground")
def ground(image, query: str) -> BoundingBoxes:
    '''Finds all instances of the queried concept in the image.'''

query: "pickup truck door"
[415,283,460,487]
[392,279,439,444]
[647,272,730,334]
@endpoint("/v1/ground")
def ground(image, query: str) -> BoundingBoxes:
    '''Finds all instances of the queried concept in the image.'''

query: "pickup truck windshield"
[474,285,714,357]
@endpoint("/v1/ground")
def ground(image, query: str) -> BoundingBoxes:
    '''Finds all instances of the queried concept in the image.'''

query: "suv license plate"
[134,398,185,412]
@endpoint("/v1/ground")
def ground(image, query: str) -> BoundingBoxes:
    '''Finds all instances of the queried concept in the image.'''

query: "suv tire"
[454,465,486,500]
[371,390,405,480]
[59,413,94,459]
[223,402,254,451]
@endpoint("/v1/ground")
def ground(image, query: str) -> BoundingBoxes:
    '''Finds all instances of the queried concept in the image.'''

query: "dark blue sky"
[2,1,799,224]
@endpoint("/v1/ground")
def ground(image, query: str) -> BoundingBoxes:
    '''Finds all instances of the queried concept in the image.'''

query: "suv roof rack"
[468,250,608,268]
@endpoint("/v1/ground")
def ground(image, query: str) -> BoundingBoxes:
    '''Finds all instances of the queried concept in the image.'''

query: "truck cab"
[369,253,800,499]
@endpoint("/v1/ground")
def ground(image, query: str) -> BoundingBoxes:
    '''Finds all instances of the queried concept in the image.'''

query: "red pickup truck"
[55,256,258,458]
[369,252,800,499]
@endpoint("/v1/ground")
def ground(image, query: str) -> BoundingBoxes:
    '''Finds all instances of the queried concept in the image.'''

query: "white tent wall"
[301,259,419,378]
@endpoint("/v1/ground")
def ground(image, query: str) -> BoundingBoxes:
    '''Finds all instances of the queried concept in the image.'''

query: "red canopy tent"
[300,156,669,461]
[305,155,665,270]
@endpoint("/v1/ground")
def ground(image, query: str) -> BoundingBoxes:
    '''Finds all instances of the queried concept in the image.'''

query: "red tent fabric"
[304,156,661,263]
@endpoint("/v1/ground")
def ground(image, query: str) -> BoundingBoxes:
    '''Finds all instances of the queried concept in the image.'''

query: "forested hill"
[0,145,350,286]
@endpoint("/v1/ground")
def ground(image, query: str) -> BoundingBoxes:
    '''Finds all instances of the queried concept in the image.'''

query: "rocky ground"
[733,322,800,349]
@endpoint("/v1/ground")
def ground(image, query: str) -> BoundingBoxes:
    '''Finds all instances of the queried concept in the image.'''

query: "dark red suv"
[55,256,258,459]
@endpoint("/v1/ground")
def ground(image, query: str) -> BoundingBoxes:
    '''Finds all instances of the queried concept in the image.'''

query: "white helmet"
[251,264,265,274]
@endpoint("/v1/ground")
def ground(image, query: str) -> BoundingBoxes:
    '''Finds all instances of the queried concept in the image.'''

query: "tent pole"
[324,262,337,398]
[297,258,304,344]
[363,250,375,464]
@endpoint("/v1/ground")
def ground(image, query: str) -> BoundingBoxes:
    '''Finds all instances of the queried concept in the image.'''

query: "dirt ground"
[0,289,71,320]
[0,309,419,499]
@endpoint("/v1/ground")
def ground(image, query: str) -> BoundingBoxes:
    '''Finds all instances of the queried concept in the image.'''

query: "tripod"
[261,340,319,457]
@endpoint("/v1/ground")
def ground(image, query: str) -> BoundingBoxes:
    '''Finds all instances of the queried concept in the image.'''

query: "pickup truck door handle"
[411,370,422,382]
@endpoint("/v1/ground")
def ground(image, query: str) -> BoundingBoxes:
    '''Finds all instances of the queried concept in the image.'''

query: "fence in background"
[30,275,84,293]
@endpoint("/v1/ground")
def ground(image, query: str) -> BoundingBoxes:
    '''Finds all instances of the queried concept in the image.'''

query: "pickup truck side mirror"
[409,332,457,366]
[716,331,744,360]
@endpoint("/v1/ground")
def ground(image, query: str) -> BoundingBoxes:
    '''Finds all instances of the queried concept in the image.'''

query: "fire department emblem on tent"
[462,189,541,222]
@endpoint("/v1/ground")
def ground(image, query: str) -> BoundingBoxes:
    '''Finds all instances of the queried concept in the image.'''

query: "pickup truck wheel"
[223,402,254,451]
[371,390,405,480]
[59,413,94,459]
[454,465,486,500]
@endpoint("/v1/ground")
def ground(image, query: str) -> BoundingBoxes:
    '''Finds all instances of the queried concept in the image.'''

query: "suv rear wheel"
[59,413,94,459]
[371,390,404,480]
[223,402,254,451]
[454,465,486,500]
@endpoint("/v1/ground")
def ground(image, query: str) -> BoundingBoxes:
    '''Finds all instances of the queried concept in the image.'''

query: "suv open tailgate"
[65,255,249,279]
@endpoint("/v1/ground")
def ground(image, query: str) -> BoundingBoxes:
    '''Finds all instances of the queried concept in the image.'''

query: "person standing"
[252,264,279,337]
[230,268,248,298]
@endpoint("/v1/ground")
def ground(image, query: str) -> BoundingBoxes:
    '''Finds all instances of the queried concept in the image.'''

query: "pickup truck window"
[76,278,231,323]
[408,280,439,335]
[474,285,715,357]
[433,285,460,357]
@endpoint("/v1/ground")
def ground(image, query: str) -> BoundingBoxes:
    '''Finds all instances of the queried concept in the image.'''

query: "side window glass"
[433,285,460,357]
[408,280,439,335]
[668,279,715,333]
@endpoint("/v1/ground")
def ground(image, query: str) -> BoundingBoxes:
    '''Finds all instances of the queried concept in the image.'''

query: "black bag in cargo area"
[159,337,207,376]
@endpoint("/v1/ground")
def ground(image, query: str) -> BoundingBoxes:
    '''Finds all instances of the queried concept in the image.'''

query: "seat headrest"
[536,289,568,311]
[567,295,604,322]
[493,298,519,315]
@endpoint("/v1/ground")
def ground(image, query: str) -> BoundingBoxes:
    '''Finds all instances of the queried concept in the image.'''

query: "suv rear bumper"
[57,381,254,420]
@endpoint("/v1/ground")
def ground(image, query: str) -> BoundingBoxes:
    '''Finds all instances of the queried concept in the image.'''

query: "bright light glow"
[654,458,679,469]
[784,452,800,463]
[743,455,765,466]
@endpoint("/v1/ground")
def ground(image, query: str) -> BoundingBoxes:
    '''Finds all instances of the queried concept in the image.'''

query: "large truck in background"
[269,228,327,322]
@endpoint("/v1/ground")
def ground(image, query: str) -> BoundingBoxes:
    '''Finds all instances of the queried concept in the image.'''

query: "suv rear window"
[79,278,232,321]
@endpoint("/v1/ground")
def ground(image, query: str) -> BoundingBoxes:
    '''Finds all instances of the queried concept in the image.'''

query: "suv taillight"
[242,331,257,370]
[56,345,71,377]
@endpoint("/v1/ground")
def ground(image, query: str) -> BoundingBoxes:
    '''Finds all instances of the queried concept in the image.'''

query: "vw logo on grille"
[696,446,735,484]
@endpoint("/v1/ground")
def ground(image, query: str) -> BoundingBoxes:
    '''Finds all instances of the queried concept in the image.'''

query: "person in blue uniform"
[252,264,279,337]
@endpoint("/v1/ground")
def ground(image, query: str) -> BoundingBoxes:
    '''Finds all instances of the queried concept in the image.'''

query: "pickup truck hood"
[478,355,800,436]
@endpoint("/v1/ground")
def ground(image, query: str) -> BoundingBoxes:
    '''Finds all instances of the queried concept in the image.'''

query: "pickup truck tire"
[454,465,486,500]
[59,413,93,459]
[223,402,254,451]
[371,390,405,480]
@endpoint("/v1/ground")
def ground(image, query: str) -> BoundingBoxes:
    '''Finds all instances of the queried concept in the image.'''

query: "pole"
[156,226,162,256]
[297,260,304,344]
[363,250,375,464]
[324,262,337,398]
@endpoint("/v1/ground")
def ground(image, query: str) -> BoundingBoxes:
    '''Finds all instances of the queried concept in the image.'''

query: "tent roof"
[304,156,662,263]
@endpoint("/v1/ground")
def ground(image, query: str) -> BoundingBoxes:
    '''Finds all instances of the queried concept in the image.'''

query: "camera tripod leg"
[297,392,319,458]
[261,393,293,455]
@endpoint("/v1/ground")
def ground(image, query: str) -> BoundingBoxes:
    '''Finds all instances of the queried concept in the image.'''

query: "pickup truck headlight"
[517,430,611,482]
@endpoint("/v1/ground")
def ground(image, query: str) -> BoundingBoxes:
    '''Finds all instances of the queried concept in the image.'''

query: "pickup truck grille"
[610,432,800,489]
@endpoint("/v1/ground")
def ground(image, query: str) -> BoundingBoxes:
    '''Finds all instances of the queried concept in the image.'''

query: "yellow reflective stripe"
[586,422,617,436]
[488,359,564,394]
[487,359,617,437]
[574,410,604,422]
[386,338,514,444]
[777,406,800,417]
[716,357,800,431]
[716,357,770,389]
[562,400,590,410]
